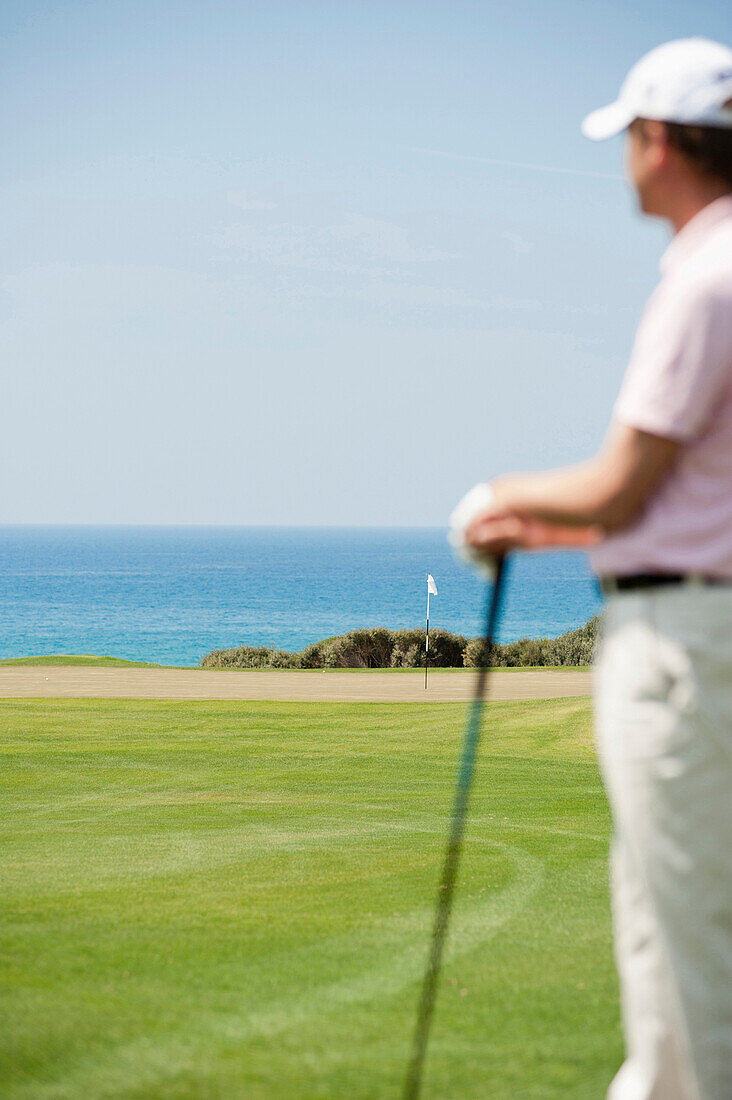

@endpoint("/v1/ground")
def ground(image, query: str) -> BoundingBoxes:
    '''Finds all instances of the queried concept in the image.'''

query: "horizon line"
[0,521,452,529]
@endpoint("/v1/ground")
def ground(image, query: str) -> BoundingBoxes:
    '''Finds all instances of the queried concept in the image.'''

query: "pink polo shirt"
[591,195,732,581]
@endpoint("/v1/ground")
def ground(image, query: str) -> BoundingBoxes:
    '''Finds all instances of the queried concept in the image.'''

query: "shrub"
[199,645,301,669]
[421,628,469,668]
[390,641,421,668]
[200,615,602,670]
[463,615,600,668]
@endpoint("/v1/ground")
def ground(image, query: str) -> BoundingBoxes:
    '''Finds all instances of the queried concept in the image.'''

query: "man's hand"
[449,481,600,572]
[465,512,602,555]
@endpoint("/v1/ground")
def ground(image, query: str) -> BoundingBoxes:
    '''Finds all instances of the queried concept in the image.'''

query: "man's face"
[623,120,669,216]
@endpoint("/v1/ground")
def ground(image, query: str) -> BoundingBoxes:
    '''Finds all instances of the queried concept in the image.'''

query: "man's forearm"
[491,460,632,529]
[490,424,680,532]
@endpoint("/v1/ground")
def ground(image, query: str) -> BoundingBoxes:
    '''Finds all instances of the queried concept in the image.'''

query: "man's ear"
[643,120,673,167]
[645,120,670,145]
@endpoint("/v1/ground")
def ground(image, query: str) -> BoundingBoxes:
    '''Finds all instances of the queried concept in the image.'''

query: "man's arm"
[465,422,680,555]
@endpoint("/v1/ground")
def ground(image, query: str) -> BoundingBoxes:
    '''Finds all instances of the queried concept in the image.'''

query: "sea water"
[0,526,603,666]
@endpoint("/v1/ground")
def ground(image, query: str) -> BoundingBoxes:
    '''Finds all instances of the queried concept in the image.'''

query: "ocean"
[0,526,603,667]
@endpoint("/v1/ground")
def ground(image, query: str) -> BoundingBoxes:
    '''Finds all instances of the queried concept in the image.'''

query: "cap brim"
[581,100,635,141]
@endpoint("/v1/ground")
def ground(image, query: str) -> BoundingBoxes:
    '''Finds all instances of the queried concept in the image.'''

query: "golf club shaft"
[403,554,507,1100]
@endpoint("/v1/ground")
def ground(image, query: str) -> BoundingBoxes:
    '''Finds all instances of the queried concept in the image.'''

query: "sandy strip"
[0,667,592,703]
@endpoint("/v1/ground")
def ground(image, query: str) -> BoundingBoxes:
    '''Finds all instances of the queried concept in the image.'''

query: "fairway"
[1,698,621,1098]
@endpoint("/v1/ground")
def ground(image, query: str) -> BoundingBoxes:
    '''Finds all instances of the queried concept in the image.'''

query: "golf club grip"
[403,555,507,1100]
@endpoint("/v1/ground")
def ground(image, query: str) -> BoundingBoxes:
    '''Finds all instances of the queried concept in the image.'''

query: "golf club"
[403,553,508,1099]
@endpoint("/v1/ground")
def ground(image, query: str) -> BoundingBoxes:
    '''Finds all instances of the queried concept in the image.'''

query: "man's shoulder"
[677,220,732,296]
[656,232,732,314]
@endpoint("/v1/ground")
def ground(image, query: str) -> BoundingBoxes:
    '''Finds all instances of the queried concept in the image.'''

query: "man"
[450,37,732,1100]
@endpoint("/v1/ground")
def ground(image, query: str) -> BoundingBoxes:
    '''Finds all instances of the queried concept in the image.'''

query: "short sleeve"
[614,277,732,442]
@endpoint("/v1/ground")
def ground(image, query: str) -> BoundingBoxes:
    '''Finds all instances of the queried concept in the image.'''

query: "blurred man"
[450,37,732,1100]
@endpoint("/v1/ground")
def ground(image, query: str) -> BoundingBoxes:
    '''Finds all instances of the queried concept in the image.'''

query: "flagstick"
[424,586,430,690]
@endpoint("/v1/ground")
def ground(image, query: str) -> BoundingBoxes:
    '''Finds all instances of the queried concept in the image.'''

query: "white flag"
[427,574,438,596]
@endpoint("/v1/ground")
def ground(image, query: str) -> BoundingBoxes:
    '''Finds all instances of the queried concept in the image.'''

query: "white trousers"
[594,584,732,1100]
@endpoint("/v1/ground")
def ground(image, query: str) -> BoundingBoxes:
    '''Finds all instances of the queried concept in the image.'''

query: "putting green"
[1,698,621,1098]
[0,655,169,668]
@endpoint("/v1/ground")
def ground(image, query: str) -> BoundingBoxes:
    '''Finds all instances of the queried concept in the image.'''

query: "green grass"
[0,655,170,668]
[0,698,620,1099]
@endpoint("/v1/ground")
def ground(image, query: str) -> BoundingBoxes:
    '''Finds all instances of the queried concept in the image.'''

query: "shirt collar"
[660,194,732,275]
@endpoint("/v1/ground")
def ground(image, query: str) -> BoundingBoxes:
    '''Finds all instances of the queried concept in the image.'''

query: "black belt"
[601,572,729,595]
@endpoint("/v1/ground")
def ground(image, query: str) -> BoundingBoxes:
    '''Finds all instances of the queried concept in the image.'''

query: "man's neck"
[666,180,731,235]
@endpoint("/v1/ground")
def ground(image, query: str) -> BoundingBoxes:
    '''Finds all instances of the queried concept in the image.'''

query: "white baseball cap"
[582,37,732,141]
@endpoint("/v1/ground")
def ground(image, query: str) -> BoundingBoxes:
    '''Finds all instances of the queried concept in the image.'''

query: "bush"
[298,628,395,669]
[200,616,601,670]
[463,616,600,668]
[199,645,301,669]
[419,628,469,668]
[390,641,421,668]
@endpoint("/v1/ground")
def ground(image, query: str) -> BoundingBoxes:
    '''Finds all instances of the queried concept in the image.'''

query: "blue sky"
[2,0,730,524]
